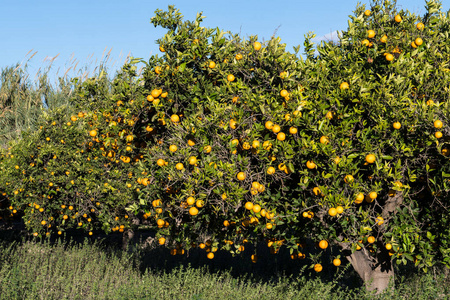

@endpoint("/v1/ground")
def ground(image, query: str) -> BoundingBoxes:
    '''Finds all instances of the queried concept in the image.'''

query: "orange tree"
[1,0,450,293]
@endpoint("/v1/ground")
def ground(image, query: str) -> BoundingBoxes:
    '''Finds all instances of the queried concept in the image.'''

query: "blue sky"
[1,0,448,84]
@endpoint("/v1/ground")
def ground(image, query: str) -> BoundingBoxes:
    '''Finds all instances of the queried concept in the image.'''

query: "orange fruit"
[203,145,212,153]
[435,131,443,139]
[272,124,281,133]
[280,89,289,97]
[245,202,254,210]
[344,174,354,184]
[333,258,341,266]
[254,41,262,50]
[336,206,344,214]
[207,252,214,259]
[235,53,243,60]
[328,208,337,217]
[159,46,165,52]
[367,30,376,38]
[169,145,177,152]
[196,200,204,208]
[265,121,274,130]
[416,22,424,30]
[386,243,392,250]
[158,237,166,245]
[171,114,180,123]
[394,14,402,23]
[369,191,377,200]
[175,163,184,170]
[340,82,349,90]
[318,240,328,249]
[385,53,394,61]
[393,122,401,129]
[186,197,196,206]
[313,187,321,196]
[89,130,98,137]
[227,74,235,82]
[306,160,316,169]
[267,166,276,175]
[411,41,417,48]
[365,154,376,164]
[326,111,334,120]
[157,159,165,166]
[289,127,298,134]
[252,204,262,213]
[208,61,216,68]
[230,119,237,129]
[434,120,443,129]
[237,172,246,181]
[368,236,376,244]
[364,10,371,16]
[251,254,258,263]
[376,216,384,225]
[319,136,329,144]
[380,35,387,43]
[314,263,323,272]
[189,156,197,165]
[189,207,199,216]
[415,37,423,46]
[277,132,286,141]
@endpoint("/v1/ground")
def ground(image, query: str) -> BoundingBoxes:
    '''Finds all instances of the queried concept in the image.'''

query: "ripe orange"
[265,121,274,130]
[245,202,254,210]
[344,174,354,184]
[336,206,344,214]
[169,145,177,152]
[367,30,376,38]
[365,154,376,163]
[380,35,387,43]
[171,114,180,123]
[306,160,316,169]
[151,88,162,98]
[411,41,417,48]
[385,53,394,61]
[393,122,401,129]
[277,132,286,141]
[376,216,384,225]
[416,22,424,30]
[314,263,323,272]
[208,61,216,69]
[189,207,199,216]
[186,197,195,206]
[235,53,243,60]
[326,111,334,120]
[280,89,289,97]
[230,119,237,129]
[207,252,214,259]
[252,204,262,213]
[415,37,423,46]
[267,166,275,175]
[237,172,246,181]
[196,200,204,208]
[340,82,349,90]
[203,145,212,153]
[394,14,402,23]
[157,159,165,166]
[333,258,341,266]
[254,41,262,50]
[364,10,371,16]
[434,120,443,129]
[289,127,298,134]
[175,163,184,170]
[369,191,378,200]
[318,240,328,249]
[313,187,321,196]
[319,136,329,144]
[435,131,443,139]
[159,46,165,52]
[368,236,376,244]
[158,237,166,245]
[328,208,337,217]
[251,254,258,263]
[227,74,235,82]
[272,124,281,133]
[89,130,98,137]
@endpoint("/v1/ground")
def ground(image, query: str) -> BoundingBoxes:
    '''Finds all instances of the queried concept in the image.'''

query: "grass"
[0,237,448,300]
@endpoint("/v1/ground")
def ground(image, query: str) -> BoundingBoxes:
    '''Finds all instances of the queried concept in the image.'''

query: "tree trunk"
[346,248,394,294]
[122,228,135,251]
